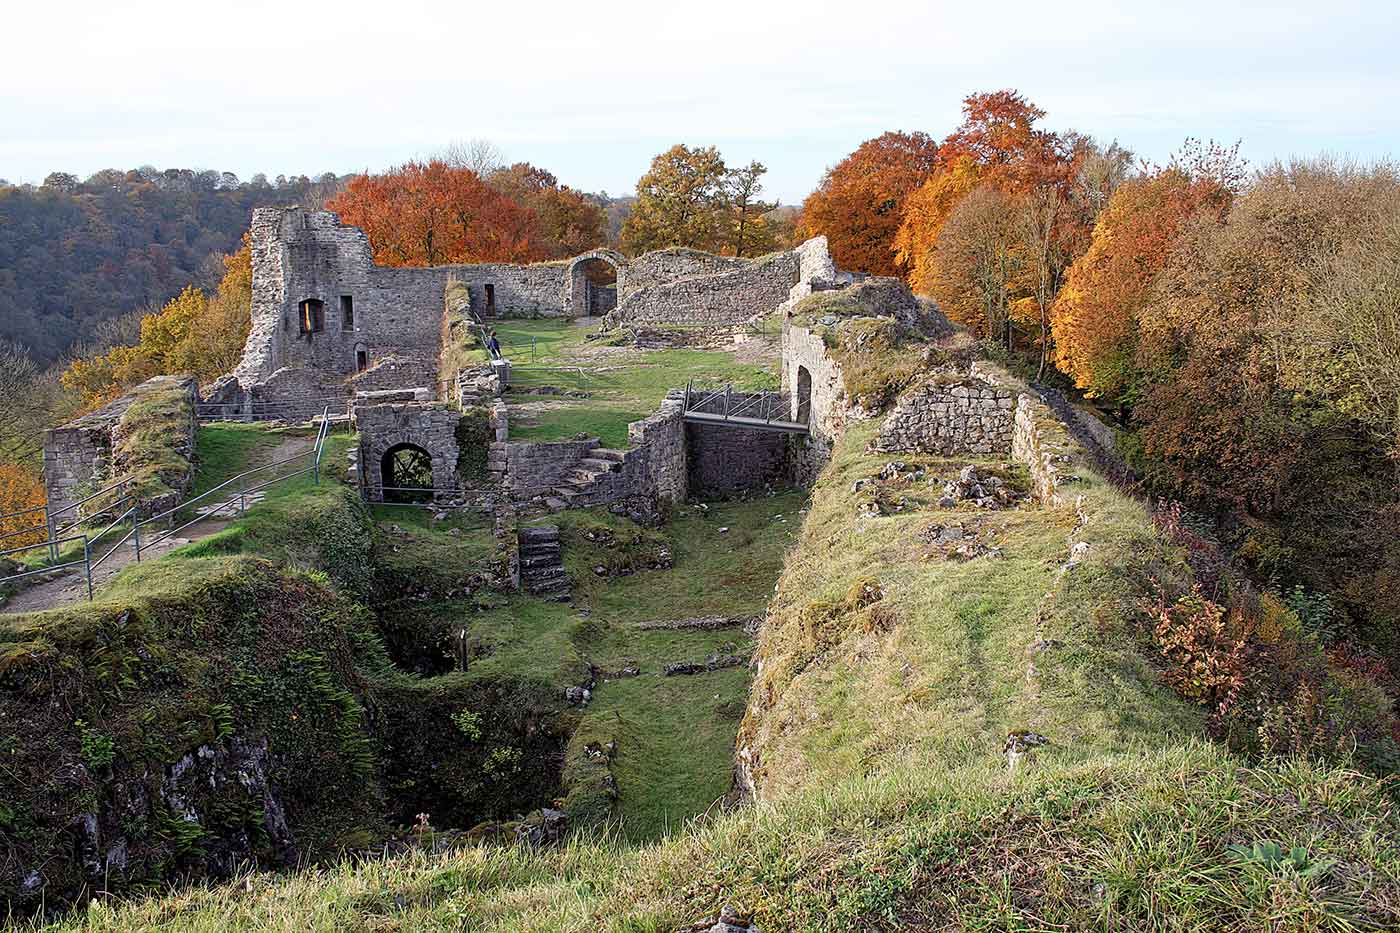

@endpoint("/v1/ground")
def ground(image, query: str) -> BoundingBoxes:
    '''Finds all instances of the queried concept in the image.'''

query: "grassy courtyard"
[468,318,780,447]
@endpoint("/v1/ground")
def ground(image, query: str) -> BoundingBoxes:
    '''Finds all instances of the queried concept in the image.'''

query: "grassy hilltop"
[30,395,1400,931]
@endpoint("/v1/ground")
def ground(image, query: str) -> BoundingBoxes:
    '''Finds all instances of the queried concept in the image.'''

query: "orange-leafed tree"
[0,463,46,549]
[327,160,548,266]
[488,162,607,258]
[895,92,1080,317]
[894,155,983,296]
[798,131,940,276]
[1050,162,1234,404]
[928,184,1024,343]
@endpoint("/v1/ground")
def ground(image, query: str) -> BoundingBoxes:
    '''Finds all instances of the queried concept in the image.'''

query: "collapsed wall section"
[42,375,198,519]
[612,251,799,327]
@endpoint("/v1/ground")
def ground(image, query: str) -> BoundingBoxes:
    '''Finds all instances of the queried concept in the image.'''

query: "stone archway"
[381,442,435,502]
[796,365,812,424]
[566,250,624,316]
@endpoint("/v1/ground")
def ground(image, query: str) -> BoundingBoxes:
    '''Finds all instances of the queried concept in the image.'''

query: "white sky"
[3,0,1398,203]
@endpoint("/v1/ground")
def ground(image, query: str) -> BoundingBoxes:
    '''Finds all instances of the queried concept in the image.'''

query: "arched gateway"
[566,250,624,316]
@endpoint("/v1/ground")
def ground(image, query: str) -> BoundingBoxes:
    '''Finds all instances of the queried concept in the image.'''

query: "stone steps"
[519,525,570,602]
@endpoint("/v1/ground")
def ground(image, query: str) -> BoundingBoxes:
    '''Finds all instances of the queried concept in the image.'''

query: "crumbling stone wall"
[686,422,788,495]
[613,251,798,326]
[244,366,352,423]
[582,396,689,506]
[782,323,850,485]
[780,235,845,311]
[870,377,1017,455]
[43,412,118,521]
[355,401,465,501]
[497,438,602,500]
[43,376,199,519]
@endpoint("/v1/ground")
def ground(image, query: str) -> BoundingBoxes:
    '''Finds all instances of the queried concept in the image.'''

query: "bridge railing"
[682,381,801,427]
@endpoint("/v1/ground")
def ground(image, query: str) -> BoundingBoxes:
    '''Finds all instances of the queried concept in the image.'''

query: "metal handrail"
[136,406,332,556]
[361,483,466,507]
[2,407,336,600]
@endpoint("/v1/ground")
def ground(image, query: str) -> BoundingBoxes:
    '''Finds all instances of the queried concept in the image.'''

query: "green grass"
[467,319,779,445]
[189,423,290,496]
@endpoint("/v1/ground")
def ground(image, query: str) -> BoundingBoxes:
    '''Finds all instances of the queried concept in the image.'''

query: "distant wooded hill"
[0,168,345,364]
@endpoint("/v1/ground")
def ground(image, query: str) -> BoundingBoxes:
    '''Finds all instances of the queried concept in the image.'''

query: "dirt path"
[0,433,316,615]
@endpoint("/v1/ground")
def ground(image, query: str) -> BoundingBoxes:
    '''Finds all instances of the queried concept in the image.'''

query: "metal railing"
[1,409,334,602]
[682,381,806,432]
[0,477,133,562]
[132,408,333,558]
[360,484,466,507]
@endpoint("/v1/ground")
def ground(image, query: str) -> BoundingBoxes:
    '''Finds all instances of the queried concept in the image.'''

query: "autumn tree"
[0,342,65,464]
[620,145,731,254]
[1050,147,1236,404]
[327,160,547,266]
[488,163,607,257]
[724,161,780,257]
[62,239,253,409]
[1130,159,1400,635]
[928,185,1023,345]
[799,131,940,276]
[0,463,46,548]
[896,92,1081,316]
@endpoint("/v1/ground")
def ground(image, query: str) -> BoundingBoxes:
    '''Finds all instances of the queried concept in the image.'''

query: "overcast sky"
[3,0,1398,203]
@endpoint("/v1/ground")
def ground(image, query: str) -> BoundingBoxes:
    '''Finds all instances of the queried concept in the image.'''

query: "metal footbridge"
[681,381,810,434]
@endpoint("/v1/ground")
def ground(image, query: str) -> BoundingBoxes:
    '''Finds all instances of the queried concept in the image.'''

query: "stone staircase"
[547,447,627,510]
[519,525,571,602]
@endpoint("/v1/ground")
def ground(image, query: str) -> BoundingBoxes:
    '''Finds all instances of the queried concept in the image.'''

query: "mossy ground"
[31,414,1400,928]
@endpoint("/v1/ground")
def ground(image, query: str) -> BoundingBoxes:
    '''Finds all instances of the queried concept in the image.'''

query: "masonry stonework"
[42,375,198,519]
[354,401,466,501]
[222,209,838,419]
[781,323,850,486]
[871,377,1017,455]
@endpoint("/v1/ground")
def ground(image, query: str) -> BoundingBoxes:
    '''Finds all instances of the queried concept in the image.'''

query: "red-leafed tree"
[488,162,607,258]
[327,160,548,266]
[798,131,941,276]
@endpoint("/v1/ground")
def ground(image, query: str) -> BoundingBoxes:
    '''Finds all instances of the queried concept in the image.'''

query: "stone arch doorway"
[381,442,435,502]
[796,365,812,424]
[567,251,623,316]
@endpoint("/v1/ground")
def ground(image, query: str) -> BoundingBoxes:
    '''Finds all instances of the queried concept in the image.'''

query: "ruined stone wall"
[686,422,788,495]
[247,367,352,423]
[782,323,850,486]
[447,263,569,319]
[615,252,799,326]
[586,396,689,506]
[348,356,437,394]
[498,438,601,500]
[617,248,749,299]
[43,376,198,519]
[780,235,844,311]
[354,401,464,501]
[43,414,116,521]
[968,362,1085,508]
[870,377,1017,455]
[235,209,571,402]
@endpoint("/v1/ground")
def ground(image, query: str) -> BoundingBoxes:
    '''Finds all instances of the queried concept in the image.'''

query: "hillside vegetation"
[37,406,1400,930]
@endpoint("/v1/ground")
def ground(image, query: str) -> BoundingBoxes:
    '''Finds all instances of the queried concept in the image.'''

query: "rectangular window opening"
[340,295,355,330]
[484,283,496,314]
[299,299,325,334]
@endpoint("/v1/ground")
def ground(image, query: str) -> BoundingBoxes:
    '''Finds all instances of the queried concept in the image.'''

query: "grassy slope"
[48,416,1400,930]
[477,319,778,447]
